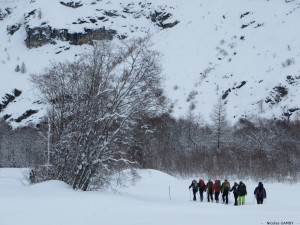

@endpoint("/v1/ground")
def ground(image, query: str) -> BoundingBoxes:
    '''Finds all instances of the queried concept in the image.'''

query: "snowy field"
[0,168,299,225]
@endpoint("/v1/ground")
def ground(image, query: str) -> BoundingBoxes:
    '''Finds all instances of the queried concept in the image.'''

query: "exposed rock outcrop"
[150,11,179,29]
[265,85,289,106]
[25,26,117,48]
[7,23,21,35]
[22,1,179,49]
[60,1,83,8]
[15,109,39,123]
[0,8,11,21]
[0,89,22,112]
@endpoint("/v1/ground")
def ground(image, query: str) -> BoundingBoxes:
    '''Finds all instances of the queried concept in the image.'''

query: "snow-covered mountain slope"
[1,0,300,127]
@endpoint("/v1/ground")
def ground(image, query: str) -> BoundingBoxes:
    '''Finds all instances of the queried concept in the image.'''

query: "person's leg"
[238,196,241,205]
[241,195,245,205]
[215,192,219,202]
[209,192,213,202]
[200,190,203,202]
[234,194,238,205]
[193,190,197,201]
[225,192,229,204]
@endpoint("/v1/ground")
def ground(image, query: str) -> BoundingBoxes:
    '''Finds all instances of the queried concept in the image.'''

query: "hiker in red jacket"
[198,179,206,202]
[213,180,221,203]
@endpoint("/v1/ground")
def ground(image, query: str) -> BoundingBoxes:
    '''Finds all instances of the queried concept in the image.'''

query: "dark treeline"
[1,114,300,182]
[0,119,46,167]
[127,114,300,182]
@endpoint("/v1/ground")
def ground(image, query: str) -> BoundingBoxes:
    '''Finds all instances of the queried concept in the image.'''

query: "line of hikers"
[189,179,267,205]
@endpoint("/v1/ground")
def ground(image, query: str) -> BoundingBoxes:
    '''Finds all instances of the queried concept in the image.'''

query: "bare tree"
[20,62,26,73]
[30,38,166,190]
[210,98,230,149]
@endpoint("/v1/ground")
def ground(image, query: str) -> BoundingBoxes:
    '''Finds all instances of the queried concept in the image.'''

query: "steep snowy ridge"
[1,0,300,127]
[152,0,300,122]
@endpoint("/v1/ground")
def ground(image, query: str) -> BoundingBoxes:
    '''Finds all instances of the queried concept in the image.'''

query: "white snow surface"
[0,168,299,225]
[1,0,300,127]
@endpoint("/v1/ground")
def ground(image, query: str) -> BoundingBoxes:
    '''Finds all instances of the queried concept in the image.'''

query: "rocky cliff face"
[15,1,179,49]
[25,26,117,48]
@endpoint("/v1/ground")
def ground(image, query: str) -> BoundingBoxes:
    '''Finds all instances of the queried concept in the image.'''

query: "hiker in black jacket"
[237,181,247,205]
[254,182,267,204]
[189,180,199,201]
[230,182,239,206]
[206,179,214,202]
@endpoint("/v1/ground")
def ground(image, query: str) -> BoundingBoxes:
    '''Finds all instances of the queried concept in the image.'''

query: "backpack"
[224,181,230,191]
[199,179,205,188]
[214,180,221,192]
[256,183,264,198]
[192,180,198,189]
[239,183,247,196]
[257,188,264,198]
[207,181,213,191]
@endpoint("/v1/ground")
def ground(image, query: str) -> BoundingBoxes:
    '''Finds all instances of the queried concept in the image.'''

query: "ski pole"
[189,189,191,201]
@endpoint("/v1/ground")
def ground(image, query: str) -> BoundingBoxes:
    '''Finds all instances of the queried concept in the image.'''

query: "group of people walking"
[189,179,266,205]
